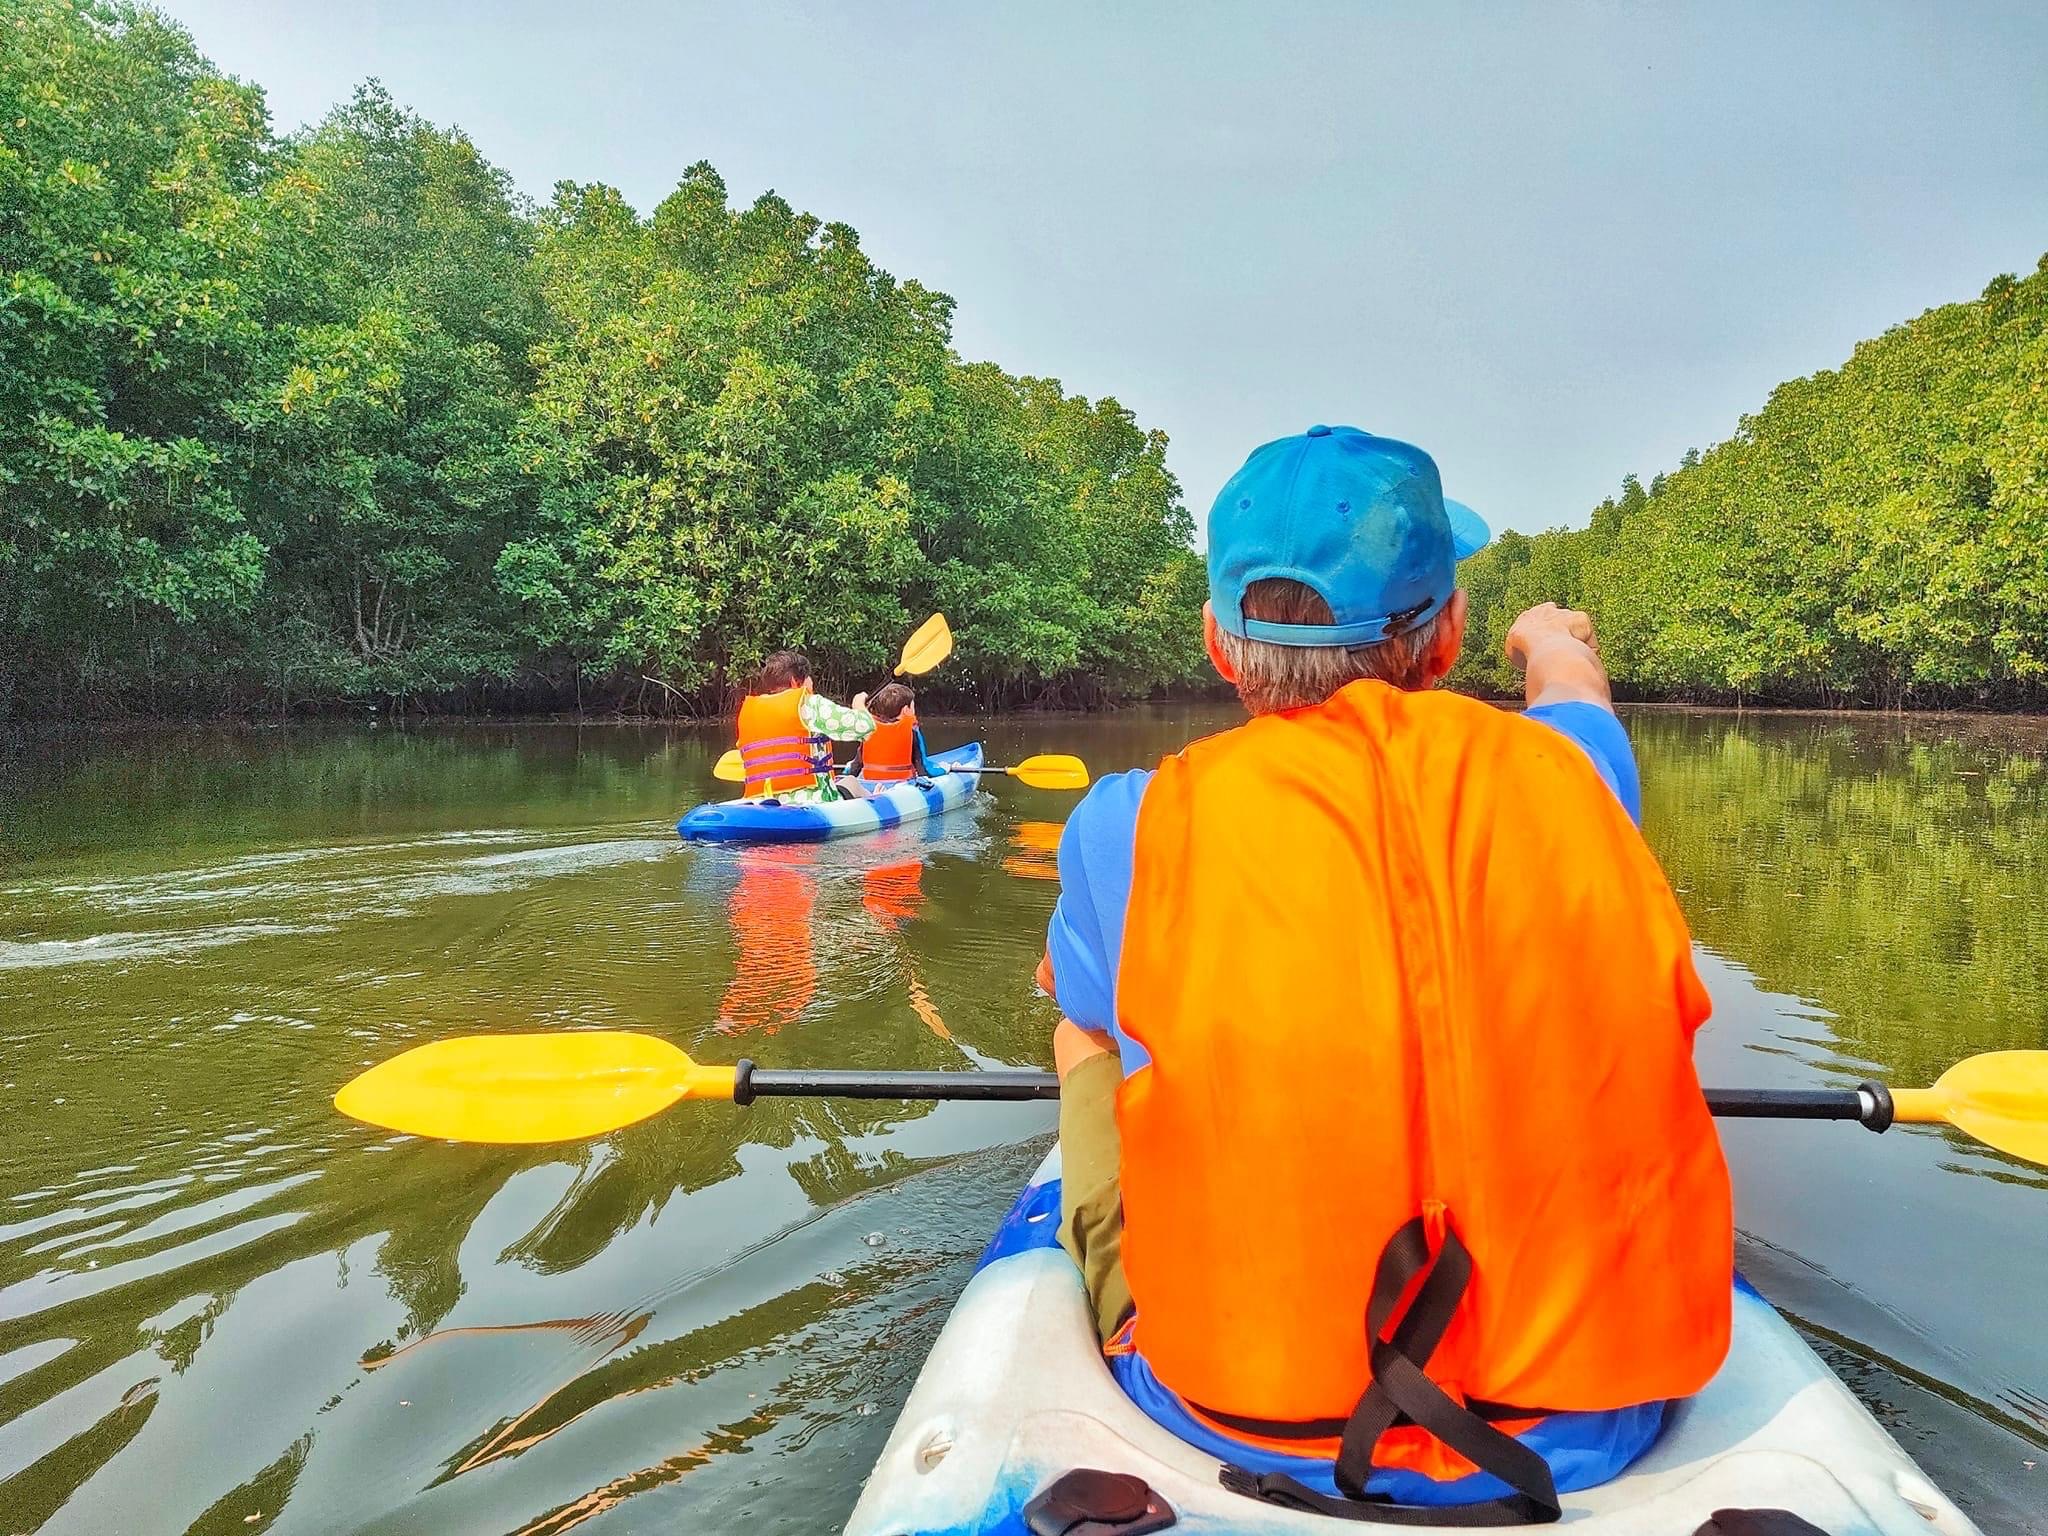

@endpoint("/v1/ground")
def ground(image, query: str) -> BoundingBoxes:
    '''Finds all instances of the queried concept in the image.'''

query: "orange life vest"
[1114,679,1732,1492]
[860,710,919,782]
[736,687,830,795]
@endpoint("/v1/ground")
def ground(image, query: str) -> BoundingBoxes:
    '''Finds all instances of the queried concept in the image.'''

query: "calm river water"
[1,707,2044,1535]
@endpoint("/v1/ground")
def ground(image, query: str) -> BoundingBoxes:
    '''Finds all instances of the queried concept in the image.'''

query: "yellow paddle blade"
[335,1031,736,1144]
[1006,754,1090,791]
[1892,1050,2048,1167]
[895,612,953,676]
[714,748,746,783]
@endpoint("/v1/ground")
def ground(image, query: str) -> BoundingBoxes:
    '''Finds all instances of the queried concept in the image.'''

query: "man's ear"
[1203,603,1238,683]
[1422,589,1469,685]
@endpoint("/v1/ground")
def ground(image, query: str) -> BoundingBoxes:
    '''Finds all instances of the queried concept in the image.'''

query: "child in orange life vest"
[1038,425,1731,1522]
[842,683,939,794]
[733,650,877,803]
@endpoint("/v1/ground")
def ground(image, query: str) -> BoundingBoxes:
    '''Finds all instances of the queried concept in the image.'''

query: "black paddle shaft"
[732,1062,1898,1130]
[1707,1080,1894,1130]
[734,1060,1060,1104]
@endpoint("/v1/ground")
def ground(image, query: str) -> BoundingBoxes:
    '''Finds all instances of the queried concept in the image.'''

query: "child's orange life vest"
[860,709,919,782]
[1113,680,1732,1494]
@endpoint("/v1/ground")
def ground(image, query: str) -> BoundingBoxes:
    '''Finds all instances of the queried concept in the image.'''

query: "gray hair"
[1216,578,1447,715]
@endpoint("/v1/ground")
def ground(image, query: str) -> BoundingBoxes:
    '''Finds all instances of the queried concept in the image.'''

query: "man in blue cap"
[1038,426,1732,1519]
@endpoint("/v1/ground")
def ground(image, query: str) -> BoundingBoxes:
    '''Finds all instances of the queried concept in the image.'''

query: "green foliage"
[20,0,2037,718]
[0,2,1205,717]
[1455,261,2048,707]
[238,82,543,699]
[503,168,1201,706]
[0,0,272,713]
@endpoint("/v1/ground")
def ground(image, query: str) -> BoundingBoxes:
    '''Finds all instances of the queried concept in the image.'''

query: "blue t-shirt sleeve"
[1525,701,1641,824]
[1043,768,1151,1071]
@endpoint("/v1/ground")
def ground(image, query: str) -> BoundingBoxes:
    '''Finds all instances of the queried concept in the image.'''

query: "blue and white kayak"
[677,743,983,845]
[847,1146,1978,1535]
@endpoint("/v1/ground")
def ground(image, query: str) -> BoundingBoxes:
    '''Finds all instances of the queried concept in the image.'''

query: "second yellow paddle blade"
[895,613,953,676]
[1009,754,1090,791]
[335,1031,735,1144]
[714,748,746,783]
[1919,1050,2048,1167]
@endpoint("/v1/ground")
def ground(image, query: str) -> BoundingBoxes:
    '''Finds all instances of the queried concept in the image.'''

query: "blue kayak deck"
[677,742,983,844]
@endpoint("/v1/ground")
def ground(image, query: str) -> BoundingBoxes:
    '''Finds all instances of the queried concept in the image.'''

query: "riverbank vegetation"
[1,0,1206,720]
[6,3,2044,720]
[1453,256,2048,709]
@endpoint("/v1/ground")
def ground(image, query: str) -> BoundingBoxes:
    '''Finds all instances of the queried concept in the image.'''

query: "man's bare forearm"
[1522,634,1612,710]
[1505,603,1614,714]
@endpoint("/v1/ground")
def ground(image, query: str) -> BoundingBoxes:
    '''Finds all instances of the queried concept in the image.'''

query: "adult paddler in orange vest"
[1040,425,1732,1522]
[734,650,878,802]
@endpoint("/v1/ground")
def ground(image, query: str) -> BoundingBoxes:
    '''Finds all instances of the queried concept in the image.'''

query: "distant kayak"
[677,742,983,844]
[847,1145,1979,1536]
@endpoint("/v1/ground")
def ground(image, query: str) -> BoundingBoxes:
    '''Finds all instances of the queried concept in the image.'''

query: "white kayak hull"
[848,1148,1978,1535]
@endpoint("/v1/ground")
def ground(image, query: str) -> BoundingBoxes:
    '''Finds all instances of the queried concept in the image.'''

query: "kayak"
[677,743,983,845]
[847,1146,1980,1535]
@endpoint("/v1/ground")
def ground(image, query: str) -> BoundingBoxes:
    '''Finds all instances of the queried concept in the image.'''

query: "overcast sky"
[154,0,2048,537]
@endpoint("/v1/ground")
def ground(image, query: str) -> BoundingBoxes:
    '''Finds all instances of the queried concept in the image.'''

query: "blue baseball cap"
[1207,425,1490,647]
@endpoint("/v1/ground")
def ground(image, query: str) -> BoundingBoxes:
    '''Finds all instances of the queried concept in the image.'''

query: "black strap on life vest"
[1217,1215,1563,1526]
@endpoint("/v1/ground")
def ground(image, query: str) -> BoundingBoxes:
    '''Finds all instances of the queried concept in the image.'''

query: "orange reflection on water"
[863,859,951,1040]
[361,1313,632,1372]
[507,1445,712,1536]
[715,847,819,1036]
[906,972,951,1040]
[861,859,923,932]
[1002,820,1064,882]
[446,1315,652,1476]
